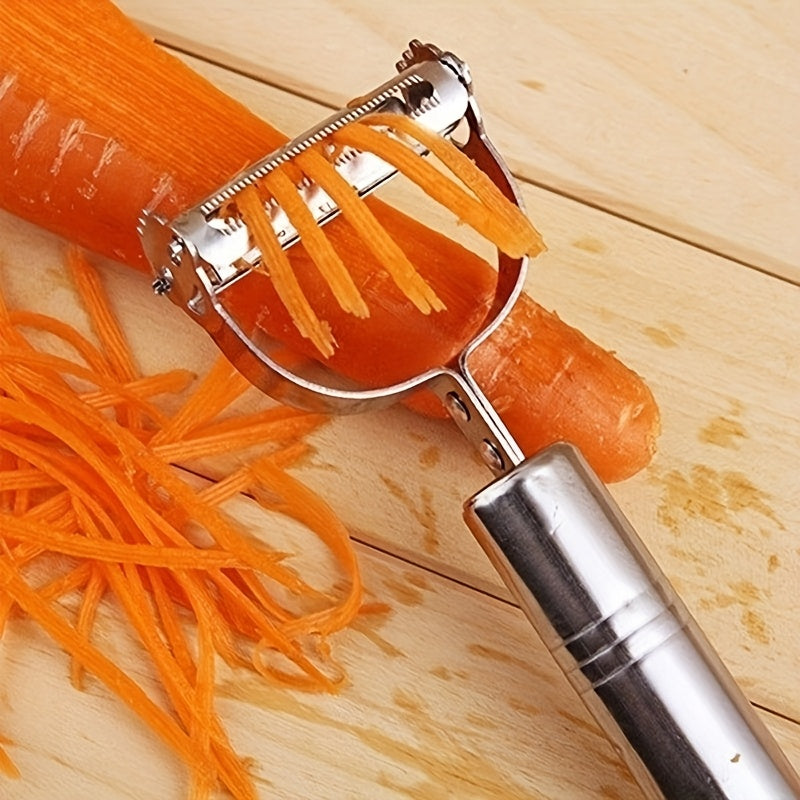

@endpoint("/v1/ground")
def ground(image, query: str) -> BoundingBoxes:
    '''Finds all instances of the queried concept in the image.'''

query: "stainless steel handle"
[463,442,800,800]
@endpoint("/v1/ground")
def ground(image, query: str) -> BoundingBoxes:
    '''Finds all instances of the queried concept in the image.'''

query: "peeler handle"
[463,442,800,800]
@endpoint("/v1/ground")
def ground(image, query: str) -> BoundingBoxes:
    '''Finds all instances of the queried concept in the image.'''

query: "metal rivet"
[168,238,183,266]
[445,391,470,423]
[187,289,206,316]
[479,439,505,473]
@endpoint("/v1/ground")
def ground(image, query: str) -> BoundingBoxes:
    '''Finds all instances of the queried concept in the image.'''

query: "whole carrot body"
[0,0,659,482]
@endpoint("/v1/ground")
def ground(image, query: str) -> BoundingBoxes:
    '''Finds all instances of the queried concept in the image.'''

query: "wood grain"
[117,0,800,282]
[0,5,798,798]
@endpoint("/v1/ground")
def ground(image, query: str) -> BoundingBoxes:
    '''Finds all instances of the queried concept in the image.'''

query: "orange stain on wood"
[418,445,441,470]
[741,609,771,645]
[642,322,685,349]
[379,474,440,554]
[699,404,747,449]
[657,464,783,537]
[572,236,606,254]
[382,577,424,608]
[521,78,546,92]
[767,554,780,572]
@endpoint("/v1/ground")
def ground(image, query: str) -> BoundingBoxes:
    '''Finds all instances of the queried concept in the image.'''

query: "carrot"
[0,0,659,482]
[0,253,366,798]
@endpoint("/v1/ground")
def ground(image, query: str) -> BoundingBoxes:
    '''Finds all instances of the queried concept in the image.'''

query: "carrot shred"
[70,565,106,691]
[332,121,541,258]
[365,112,546,256]
[66,246,138,382]
[0,251,365,799]
[237,184,336,357]
[294,146,446,314]
[260,167,369,318]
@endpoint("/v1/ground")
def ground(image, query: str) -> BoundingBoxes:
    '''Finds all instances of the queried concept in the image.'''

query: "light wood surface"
[1,2,798,798]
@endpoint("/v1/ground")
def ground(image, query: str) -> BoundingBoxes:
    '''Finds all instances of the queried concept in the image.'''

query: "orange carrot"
[0,0,659,482]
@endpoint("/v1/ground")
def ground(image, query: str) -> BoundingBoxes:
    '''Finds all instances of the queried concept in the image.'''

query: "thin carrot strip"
[0,251,372,799]
[151,357,250,446]
[182,404,308,439]
[0,451,14,514]
[57,426,318,630]
[72,504,248,798]
[0,497,78,620]
[153,414,325,462]
[250,460,361,637]
[0,285,29,350]
[295,145,445,313]
[80,369,195,410]
[0,350,170,427]
[0,424,299,589]
[0,514,244,569]
[262,440,312,470]
[332,122,537,258]
[366,111,546,255]
[23,490,74,524]
[1,367,283,562]
[205,569,329,675]
[0,468,59,491]
[213,567,296,629]
[66,246,138,382]
[0,736,20,780]
[237,184,336,357]
[8,309,114,376]
[10,456,30,516]
[195,467,256,508]
[261,168,369,318]
[122,448,316,591]
[70,565,107,690]
[149,570,197,681]
[188,592,215,800]
[172,572,250,672]
[36,562,93,603]
[110,565,254,800]
[103,562,249,799]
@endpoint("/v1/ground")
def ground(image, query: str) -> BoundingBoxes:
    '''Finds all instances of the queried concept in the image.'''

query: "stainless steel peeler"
[139,40,800,800]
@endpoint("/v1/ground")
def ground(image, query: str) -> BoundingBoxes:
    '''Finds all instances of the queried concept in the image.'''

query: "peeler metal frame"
[140,41,800,800]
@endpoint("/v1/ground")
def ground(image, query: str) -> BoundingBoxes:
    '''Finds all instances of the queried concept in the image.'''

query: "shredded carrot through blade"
[332,121,537,257]
[233,113,543,357]
[0,249,367,798]
[260,167,370,318]
[295,145,446,314]
[365,112,546,257]
[237,184,336,358]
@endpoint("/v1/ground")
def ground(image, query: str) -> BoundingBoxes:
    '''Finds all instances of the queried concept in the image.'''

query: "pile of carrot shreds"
[0,247,365,798]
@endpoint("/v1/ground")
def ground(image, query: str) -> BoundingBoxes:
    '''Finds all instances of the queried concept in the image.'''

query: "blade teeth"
[333,146,360,167]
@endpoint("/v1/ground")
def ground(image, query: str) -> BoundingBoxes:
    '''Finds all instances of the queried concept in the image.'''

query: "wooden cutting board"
[1,2,798,797]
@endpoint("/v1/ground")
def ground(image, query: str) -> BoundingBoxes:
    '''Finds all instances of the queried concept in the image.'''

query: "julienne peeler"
[139,41,800,800]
